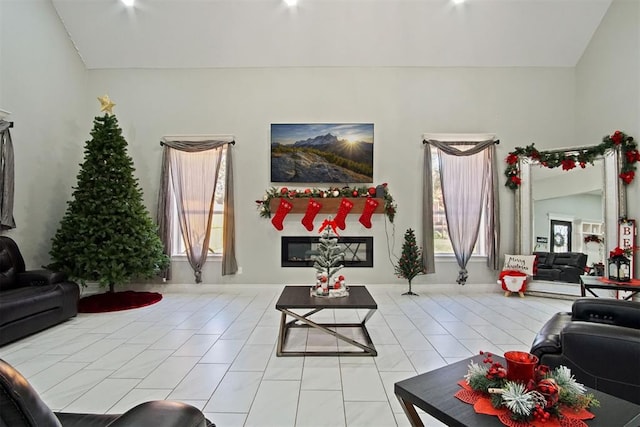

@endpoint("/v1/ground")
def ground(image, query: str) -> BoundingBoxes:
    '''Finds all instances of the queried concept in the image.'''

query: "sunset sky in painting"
[271,124,373,146]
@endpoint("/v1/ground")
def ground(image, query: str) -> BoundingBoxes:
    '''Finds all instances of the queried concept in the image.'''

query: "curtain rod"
[423,139,499,145]
[160,140,235,146]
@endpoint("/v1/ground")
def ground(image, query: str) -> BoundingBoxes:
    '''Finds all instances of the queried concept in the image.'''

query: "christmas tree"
[395,228,425,295]
[313,224,344,282]
[49,96,168,292]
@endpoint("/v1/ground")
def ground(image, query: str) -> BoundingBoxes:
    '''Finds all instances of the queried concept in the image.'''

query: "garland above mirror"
[504,130,638,190]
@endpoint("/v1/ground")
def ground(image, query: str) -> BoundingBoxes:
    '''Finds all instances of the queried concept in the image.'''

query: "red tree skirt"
[78,291,162,313]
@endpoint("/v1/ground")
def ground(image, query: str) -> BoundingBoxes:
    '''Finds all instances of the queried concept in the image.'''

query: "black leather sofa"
[0,236,80,346]
[0,358,215,427]
[530,298,640,404]
[533,251,587,283]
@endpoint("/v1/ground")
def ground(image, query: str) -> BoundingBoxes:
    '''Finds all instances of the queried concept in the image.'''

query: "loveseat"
[0,358,215,426]
[0,236,79,346]
[533,251,587,283]
[530,298,640,404]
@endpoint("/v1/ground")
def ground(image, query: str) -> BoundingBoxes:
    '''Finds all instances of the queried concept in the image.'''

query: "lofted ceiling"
[51,0,612,70]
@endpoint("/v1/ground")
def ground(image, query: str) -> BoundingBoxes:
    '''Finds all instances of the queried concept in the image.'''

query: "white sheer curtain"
[422,134,500,285]
[157,139,237,283]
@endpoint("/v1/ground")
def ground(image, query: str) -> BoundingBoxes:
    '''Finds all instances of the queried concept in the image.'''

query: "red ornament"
[506,153,519,165]
[579,161,586,168]
[334,282,341,289]
[561,159,576,171]
[620,171,635,184]
[338,275,344,281]
[611,130,623,144]
[352,190,359,197]
[510,175,522,185]
[304,188,312,194]
[280,187,289,195]
[367,187,376,196]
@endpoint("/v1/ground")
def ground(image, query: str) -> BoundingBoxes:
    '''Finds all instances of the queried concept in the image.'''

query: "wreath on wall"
[504,130,639,190]
[553,232,565,248]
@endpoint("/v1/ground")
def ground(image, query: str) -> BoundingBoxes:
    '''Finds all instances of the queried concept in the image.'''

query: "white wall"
[87,67,575,285]
[5,0,638,286]
[575,0,640,271]
[0,0,88,266]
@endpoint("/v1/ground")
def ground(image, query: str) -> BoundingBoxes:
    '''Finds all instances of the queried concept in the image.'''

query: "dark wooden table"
[580,276,640,300]
[394,354,640,427]
[275,285,377,356]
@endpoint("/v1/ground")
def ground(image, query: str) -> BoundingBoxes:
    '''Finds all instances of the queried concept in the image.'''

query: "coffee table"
[580,275,640,300]
[275,285,377,357]
[394,354,640,427]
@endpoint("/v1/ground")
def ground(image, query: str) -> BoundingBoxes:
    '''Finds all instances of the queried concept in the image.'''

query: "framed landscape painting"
[271,123,374,183]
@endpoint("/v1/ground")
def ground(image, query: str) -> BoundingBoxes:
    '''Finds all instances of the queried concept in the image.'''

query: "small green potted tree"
[395,228,425,295]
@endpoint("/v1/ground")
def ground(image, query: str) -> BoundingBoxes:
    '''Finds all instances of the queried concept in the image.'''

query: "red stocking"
[301,198,322,231]
[271,198,293,231]
[333,198,354,230]
[359,198,379,228]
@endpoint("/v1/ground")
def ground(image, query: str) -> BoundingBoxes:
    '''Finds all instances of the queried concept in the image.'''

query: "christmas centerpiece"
[456,351,599,427]
[310,218,349,298]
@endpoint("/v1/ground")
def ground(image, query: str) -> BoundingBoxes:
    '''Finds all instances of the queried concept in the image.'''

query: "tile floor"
[0,284,574,426]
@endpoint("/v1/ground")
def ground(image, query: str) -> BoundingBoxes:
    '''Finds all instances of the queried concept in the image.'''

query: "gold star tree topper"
[97,95,116,114]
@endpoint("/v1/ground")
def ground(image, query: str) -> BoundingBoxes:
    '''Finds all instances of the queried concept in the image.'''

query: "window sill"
[171,253,222,261]
[434,254,488,262]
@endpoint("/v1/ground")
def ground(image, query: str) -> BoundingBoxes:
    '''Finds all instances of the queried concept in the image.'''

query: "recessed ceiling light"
[453,0,465,4]
[121,0,135,7]
[284,0,298,6]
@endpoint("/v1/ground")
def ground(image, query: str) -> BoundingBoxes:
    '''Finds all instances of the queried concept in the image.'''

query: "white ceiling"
[51,0,612,69]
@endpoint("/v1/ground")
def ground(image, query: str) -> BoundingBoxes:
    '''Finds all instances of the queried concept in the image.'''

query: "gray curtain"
[157,139,237,282]
[0,120,15,230]
[422,139,500,284]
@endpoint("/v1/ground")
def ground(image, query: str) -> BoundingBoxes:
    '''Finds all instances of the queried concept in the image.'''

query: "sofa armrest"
[530,312,571,359]
[105,401,211,427]
[560,322,640,394]
[572,298,640,329]
[17,269,68,286]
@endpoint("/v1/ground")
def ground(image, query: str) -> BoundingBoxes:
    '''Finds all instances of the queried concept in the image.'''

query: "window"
[170,145,227,257]
[431,146,486,256]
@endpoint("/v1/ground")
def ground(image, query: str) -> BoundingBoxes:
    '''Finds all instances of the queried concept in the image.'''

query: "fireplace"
[281,236,373,267]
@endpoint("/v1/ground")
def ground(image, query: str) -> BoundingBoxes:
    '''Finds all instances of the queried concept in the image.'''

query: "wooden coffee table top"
[395,354,640,427]
[275,285,377,310]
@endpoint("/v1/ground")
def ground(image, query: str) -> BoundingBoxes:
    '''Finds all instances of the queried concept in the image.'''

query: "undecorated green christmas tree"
[395,228,425,295]
[49,96,168,292]
[313,225,344,282]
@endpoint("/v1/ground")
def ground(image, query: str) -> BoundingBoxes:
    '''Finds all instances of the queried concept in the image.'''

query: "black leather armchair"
[0,358,215,427]
[530,298,640,404]
[0,236,80,346]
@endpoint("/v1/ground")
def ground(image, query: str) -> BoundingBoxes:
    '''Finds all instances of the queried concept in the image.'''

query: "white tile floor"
[0,284,574,426]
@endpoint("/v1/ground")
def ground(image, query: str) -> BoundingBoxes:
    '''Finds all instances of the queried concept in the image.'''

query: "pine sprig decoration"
[501,382,543,418]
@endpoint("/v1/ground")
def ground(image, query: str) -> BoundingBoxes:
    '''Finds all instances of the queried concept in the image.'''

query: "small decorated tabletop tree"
[313,220,345,284]
[395,228,425,295]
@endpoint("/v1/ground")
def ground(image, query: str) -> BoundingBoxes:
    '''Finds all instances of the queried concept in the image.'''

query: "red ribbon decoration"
[318,218,340,236]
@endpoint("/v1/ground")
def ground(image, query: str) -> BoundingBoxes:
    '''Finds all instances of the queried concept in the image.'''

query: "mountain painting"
[271,123,374,183]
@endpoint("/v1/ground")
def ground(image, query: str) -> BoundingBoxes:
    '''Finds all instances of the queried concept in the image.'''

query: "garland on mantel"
[504,130,639,190]
[256,183,397,223]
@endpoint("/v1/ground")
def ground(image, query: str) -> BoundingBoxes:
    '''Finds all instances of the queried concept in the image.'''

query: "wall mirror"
[516,149,625,287]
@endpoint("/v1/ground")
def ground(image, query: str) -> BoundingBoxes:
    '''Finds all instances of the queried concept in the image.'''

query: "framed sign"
[271,123,374,183]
